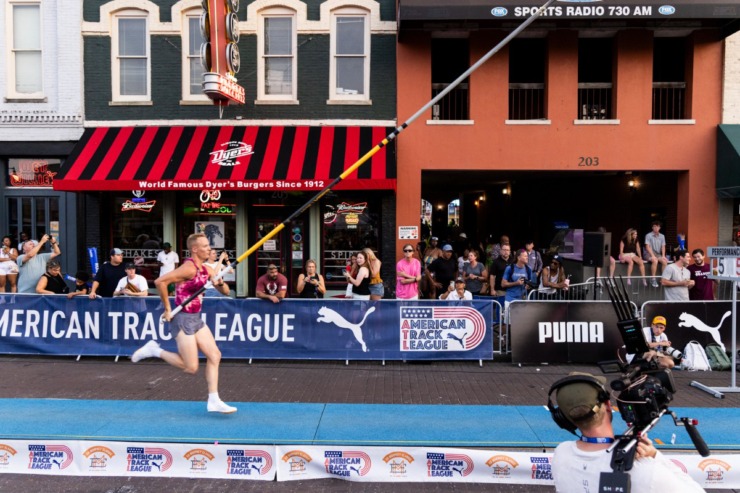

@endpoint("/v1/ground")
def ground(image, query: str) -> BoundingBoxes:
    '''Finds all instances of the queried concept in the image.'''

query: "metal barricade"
[526,281,592,301]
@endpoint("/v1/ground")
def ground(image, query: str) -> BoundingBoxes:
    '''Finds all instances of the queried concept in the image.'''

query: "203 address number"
[578,157,599,167]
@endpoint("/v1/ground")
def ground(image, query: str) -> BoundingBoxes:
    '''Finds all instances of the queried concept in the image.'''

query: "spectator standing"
[422,236,442,270]
[462,250,487,295]
[644,221,669,287]
[113,263,149,297]
[524,240,543,280]
[17,235,61,294]
[489,235,510,262]
[439,277,472,300]
[296,259,326,299]
[346,251,371,300]
[35,259,69,295]
[203,250,230,297]
[89,248,127,298]
[539,255,568,299]
[255,264,288,303]
[489,244,513,297]
[396,244,421,300]
[502,249,537,304]
[157,242,179,295]
[0,235,19,293]
[427,244,458,297]
[661,250,694,301]
[17,231,29,251]
[688,248,714,300]
[619,228,646,285]
[365,248,384,300]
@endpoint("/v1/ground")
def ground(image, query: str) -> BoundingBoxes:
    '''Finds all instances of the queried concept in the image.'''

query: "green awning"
[717,125,740,198]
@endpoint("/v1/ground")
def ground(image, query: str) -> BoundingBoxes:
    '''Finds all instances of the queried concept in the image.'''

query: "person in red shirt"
[688,248,715,300]
[256,264,288,303]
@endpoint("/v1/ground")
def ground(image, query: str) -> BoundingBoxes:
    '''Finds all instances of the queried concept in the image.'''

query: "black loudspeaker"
[583,232,611,269]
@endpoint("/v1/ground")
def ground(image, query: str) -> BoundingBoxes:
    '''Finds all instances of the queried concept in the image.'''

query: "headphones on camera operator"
[547,374,610,435]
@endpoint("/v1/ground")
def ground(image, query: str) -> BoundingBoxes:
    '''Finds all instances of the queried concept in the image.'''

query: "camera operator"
[550,372,704,492]
[625,316,677,369]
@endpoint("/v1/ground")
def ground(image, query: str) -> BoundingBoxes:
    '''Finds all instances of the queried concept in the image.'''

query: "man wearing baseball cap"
[113,263,149,297]
[550,372,704,492]
[89,248,127,298]
[625,315,676,369]
[426,244,458,297]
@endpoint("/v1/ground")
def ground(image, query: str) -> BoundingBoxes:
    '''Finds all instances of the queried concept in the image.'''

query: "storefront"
[54,125,396,297]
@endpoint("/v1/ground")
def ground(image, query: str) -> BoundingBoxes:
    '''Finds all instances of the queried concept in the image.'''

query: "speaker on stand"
[584,232,611,300]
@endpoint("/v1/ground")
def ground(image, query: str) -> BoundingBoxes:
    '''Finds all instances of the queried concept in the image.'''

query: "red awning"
[54,126,396,192]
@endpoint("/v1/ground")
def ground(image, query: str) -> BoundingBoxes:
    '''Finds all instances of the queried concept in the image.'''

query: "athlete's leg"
[194,326,221,393]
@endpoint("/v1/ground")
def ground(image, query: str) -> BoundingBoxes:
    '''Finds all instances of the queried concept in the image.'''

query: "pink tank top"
[175,258,209,313]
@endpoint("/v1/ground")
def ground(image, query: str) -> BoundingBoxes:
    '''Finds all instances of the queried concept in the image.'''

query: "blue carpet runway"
[1,398,737,451]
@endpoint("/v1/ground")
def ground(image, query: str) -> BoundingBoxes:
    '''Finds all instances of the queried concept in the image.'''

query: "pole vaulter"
[166,0,558,321]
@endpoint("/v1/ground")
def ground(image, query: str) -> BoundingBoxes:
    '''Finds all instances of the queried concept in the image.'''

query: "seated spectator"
[36,259,69,295]
[67,271,91,299]
[113,263,149,297]
[539,255,568,299]
[439,277,472,300]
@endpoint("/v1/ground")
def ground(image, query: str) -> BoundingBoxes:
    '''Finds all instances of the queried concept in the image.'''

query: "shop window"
[322,197,380,289]
[652,37,687,120]
[431,37,469,121]
[257,8,297,103]
[112,10,150,102]
[182,10,208,102]
[329,9,370,103]
[7,1,43,99]
[109,192,164,285]
[508,38,546,120]
[577,37,613,120]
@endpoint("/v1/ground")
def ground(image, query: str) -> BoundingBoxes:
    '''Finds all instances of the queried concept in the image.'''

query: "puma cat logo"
[316,306,375,352]
[678,311,730,351]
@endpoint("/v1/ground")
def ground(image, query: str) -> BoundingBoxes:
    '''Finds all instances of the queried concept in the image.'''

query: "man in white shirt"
[550,372,704,493]
[439,277,473,300]
[661,250,694,301]
[644,221,668,287]
[114,263,149,297]
[157,242,179,295]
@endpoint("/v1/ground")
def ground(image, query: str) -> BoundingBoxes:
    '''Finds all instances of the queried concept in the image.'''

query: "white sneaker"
[207,400,238,414]
[651,279,659,288]
[131,340,160,363]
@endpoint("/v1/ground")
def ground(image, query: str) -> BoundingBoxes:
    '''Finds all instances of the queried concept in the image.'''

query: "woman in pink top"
[396,244,421,300]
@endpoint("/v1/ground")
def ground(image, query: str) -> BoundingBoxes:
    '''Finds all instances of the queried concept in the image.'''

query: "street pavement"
[0,355,738,492]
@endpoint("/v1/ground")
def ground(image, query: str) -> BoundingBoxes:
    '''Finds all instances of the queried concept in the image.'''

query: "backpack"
[705,343,732,371]
[505,263,533,283]
[680,341,711,371]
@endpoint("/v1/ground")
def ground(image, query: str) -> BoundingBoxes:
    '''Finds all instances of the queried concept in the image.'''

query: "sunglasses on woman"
[403,249,413,253]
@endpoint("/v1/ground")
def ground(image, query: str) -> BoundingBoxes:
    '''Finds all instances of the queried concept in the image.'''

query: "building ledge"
[505,119,551,125]
[648,119,696,125]
[426,119,474,125]
[574,119,621,125]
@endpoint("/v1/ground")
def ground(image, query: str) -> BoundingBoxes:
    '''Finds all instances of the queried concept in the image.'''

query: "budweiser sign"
[121,200,157,213]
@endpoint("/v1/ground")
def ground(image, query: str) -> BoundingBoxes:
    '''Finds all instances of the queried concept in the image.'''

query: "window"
[182,12,207,101]
[431,38,469,121]
[7,1,43,99]
[112,11,150,102]
[508,38,546,120]
[258,9,297,102]
[577,37,613,120]
[652,37,687,120]
[330,10,370,103]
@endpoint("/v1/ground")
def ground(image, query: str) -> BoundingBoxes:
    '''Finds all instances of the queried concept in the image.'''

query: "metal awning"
[717,124,740,199]
[398,0,740,36]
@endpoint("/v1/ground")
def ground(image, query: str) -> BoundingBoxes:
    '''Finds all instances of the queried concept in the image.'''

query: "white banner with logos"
[0,440,275,480]
[3,439,740,488]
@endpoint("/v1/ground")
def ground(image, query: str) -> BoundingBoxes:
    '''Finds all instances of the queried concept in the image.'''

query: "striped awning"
[54,126,396,192]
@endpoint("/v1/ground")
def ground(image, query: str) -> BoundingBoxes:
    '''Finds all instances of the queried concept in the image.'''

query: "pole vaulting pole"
[168,0,558,317]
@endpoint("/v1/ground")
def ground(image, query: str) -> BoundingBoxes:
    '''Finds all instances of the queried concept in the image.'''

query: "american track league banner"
[0,296,493,361]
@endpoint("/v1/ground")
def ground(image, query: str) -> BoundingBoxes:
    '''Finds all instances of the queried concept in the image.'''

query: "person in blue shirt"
[501,248,537,303]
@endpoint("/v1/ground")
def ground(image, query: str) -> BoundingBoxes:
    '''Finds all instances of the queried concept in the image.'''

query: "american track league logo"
[324,450,371,477]
[83,446,115,471]
[28,444,73,470]
[383,451,414,477]
[210,141,253,167]
[486,454,519,479]
[400,306,486,351]
[184,448,214,473]
[529,456,552,480]
[227,449,273,476]
[126,446,173,473]
[0,444,17,468]
[699,458,731,484]
[426,452,474,477]
[281,450,312,476]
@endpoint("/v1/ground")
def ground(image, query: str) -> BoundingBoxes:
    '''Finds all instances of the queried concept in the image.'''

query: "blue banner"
[87,247,99,275]
[0,296,493,361]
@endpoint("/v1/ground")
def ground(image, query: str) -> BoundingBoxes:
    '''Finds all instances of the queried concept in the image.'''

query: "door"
[251,213,306,297]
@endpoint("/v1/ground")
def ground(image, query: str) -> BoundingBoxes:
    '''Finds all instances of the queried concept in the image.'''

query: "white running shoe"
[207,400,238,414]
[131,340,161,363]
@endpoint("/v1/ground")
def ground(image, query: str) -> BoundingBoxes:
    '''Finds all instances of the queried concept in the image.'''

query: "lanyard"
[580,436,615,444]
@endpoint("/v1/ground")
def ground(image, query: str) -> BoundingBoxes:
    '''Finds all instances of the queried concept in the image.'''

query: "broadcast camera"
[596,278,709,488]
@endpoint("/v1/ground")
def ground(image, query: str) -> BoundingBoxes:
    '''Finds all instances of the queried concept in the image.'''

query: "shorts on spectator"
[369,283,384,297]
